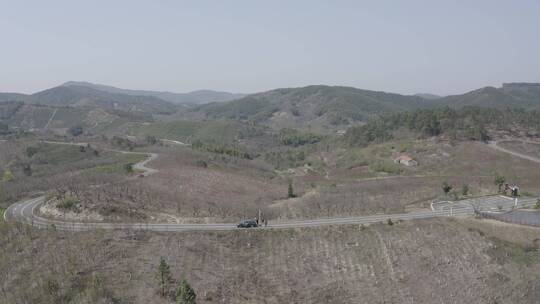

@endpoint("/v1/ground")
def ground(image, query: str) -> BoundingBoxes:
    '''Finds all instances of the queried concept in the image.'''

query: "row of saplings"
[156,257,197,304]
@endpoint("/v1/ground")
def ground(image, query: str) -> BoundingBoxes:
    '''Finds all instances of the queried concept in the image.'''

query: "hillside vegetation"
[1,218,539,303]
[441,83,540,110]
[0,101,152,135]
[28,85,177,115]
[63,81,245,104]
[344,106,540,147]
[195,85,438,131]
[3,82,540,136]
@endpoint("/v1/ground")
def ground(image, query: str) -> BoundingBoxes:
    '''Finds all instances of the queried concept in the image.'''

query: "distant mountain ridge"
[414,93,442,100]
[0,92,28,102]
[439,82,540,110]
[28,85,177,115]
[2,82,540,134]
[195,85,440,131]
[62,81,245,104]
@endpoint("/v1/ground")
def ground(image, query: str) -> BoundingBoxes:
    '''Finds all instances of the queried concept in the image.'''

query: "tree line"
[344,106,540,146]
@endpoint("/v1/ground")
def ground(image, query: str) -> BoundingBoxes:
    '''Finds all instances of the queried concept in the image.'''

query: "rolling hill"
[194,85,439,131]
[62,81,245,104]
[415,93,442,100]
[3,82,540,135]
[0,92,28,102]
[441,83,540,110]
[27,85,178,115]
[0,100,152,135]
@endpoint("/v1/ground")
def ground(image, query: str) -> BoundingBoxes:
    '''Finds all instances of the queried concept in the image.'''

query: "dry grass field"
[275,139,540,220]
[1,218,539,303]
[31,137,540,223]
[0,139,145,210]
[498,140,540,158]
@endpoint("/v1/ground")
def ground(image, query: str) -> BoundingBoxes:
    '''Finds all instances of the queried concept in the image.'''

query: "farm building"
[393,155,418,167]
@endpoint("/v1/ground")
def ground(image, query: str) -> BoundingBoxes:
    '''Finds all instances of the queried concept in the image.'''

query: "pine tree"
[494,174,505,193]
[461,184,469,196]
[156,257,172,297]
[288,180,295,198]
[441,181,452,196]
[176,279,197,304]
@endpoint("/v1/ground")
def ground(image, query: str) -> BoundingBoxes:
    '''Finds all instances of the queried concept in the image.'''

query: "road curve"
[5,194,539,232]
[3,140,539,232]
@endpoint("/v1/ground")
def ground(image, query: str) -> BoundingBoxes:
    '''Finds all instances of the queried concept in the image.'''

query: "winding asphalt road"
[3,140,539,232]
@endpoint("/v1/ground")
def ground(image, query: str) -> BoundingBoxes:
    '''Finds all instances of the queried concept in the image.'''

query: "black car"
[237,219,258,228]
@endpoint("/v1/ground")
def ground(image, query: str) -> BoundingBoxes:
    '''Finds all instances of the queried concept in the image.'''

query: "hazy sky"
[1,0,539,95]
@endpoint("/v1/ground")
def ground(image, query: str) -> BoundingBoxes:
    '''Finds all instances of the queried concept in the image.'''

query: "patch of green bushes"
[56,197,79,211]
[369,160,402,174]
[278,128,323,147]
[192,140,252,159]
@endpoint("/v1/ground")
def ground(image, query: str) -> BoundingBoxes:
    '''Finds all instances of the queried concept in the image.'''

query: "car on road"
[237,219,258,228]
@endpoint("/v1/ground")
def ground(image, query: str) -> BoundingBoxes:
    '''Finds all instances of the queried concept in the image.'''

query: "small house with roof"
[393,155,418,167]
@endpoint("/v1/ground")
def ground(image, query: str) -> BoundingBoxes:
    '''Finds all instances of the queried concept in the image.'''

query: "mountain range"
[62,81,245,105]
[439,83,540,110]
[195,85,438,131]
[1,81,540,134]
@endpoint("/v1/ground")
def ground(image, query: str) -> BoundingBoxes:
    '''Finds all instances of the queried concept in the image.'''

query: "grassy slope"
[89,153,147,174]
[0,140,148,207]
[129,120,244,143]
[1,218,539,303]
[195,85,438,131]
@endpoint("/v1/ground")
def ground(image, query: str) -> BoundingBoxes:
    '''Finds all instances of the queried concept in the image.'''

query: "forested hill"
[344,106,540,146]
[62,81,245,105]
[194,85,439,131]
[194,83,540,132]
[440,83,540,110]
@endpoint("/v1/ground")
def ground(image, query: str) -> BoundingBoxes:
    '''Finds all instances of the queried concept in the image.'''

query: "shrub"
[2,169,13,182]
[22,164,32,176]
[56,197,79,211]
[124,163,134,173]
[145,135,158,145]
[26,146,39,157]
[461,184,469,196]
[494,173,505,193]
[288,181,295,198]
[175,279,197,304]
[369,161,402,175]
[442,181,452,196]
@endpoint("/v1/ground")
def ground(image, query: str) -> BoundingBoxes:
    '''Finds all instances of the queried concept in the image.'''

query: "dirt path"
[487,141,540,164]
[43,108,58,130]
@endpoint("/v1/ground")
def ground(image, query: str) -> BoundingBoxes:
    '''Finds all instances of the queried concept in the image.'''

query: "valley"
[2,82,540,304]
